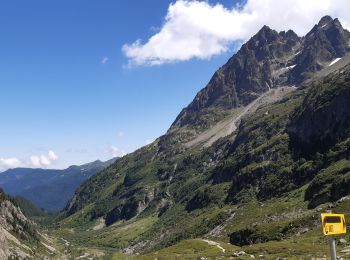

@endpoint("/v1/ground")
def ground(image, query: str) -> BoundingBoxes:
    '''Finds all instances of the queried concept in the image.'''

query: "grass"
[60,202,95,228]
[51,216,157,259]
[92,216,157,248]
[51,175,350,259]
[129,239,240,260]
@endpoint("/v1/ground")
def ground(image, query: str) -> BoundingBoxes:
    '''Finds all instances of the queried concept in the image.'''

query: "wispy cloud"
[123,0,350,66]
[117,131,124,138]
[101,56,109,64]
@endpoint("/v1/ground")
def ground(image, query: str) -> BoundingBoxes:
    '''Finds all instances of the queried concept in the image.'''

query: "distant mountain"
[0,158,117,211]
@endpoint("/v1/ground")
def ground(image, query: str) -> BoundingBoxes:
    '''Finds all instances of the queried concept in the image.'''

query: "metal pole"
[329,236,337,260]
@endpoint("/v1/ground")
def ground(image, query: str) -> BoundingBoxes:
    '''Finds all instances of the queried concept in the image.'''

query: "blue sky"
[0,0,239,170]
[0,0,347,170]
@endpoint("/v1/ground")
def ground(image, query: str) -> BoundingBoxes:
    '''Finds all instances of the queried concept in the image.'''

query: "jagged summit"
[318,15,333,27]
[255,25,276,39]
[291,15,350,83]
[170,15,350,130]
[280,29,299,40]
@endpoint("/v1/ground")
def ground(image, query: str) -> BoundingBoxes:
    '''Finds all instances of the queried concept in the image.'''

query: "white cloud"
[48,150,59,160]
[29,150,59,168]
[0,157,23,171]
[101,56,109,64]
[117,131,124,138]
[30,155,41,167]
[109,145,127,158]
[122,0,350,66]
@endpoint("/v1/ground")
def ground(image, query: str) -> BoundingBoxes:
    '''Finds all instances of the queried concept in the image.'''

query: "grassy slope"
[123,192,350,259]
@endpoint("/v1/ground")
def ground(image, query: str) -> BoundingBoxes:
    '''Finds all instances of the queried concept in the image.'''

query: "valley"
[1,14,350,259]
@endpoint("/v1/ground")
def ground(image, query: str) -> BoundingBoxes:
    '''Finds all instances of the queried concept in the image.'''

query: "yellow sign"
[321,213,346,235]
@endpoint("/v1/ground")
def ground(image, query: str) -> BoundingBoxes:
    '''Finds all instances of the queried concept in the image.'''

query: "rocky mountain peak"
[170,16,350,131]
[290,16,350,83]
[280,29,299,41]
[253,25,278,42]
[318,15,333,27]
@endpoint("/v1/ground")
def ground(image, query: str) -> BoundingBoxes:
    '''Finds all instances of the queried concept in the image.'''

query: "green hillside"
[50,63,350,259]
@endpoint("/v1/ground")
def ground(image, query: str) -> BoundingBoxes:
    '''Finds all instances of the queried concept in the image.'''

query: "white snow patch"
[328,58,341,66]
[279,64,296,71]
[320,23,327,28]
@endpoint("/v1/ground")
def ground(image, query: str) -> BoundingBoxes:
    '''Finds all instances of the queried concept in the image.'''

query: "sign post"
[321,213,346,260]
[329,236,336,260]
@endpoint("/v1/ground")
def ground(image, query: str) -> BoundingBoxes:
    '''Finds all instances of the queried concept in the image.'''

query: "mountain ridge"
[0,157,117,211]
[170,15,350,132]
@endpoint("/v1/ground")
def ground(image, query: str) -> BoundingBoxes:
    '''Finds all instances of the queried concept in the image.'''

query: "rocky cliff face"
[0,189,38,259]
[288,68,350,156]
[171,16,350,130]
[0,228,9,259]
[290,16,350,83]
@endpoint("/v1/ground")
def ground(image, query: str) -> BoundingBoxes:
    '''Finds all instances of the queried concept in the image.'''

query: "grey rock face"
[290,16,350,83]
[171,16,350,130]
[0,228,9,260]
[0,192,38,259]
[288,66,350,156]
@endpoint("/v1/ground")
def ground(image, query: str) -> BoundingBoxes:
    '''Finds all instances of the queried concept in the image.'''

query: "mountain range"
[2,15,350,259]
[52,15,350,258]
[0,158,117,211]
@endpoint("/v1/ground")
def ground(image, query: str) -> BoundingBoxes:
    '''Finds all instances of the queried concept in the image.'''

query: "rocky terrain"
[0,188,66,259]
[170,15,350,133]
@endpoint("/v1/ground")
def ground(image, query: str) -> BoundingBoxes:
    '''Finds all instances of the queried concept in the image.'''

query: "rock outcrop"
[0,189,38,259]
